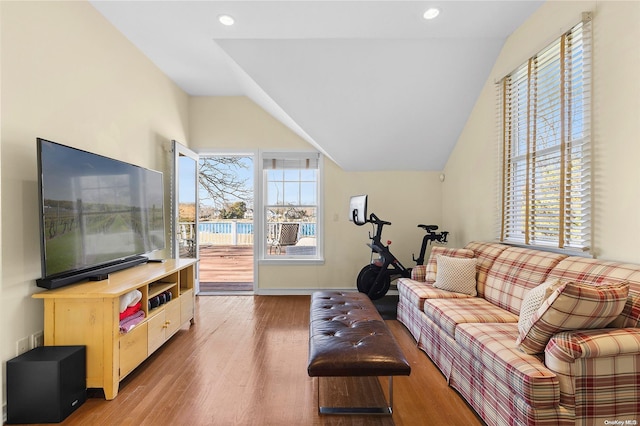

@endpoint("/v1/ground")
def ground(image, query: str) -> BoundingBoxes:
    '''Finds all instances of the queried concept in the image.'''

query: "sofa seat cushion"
[397,278,472,310]
[423,298,519,338]
[484,247,567,316]
[455,322,560,409]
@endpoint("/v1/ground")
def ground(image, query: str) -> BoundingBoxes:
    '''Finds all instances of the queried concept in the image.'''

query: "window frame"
[498,14,592,255]
[259,151,324,263]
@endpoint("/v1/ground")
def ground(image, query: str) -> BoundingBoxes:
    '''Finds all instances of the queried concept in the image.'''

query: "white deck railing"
[178,220,316,246]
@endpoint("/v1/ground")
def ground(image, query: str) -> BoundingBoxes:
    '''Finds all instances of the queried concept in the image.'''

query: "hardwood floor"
[40,296,485,426]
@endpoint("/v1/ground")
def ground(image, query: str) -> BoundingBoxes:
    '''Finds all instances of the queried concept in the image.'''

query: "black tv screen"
[36,138,165,288]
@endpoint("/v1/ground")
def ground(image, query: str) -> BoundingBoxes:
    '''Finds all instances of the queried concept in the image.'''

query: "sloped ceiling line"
[89,0,543,171]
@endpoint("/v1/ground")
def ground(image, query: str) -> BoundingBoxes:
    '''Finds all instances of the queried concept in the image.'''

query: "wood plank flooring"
[38,295,485,426]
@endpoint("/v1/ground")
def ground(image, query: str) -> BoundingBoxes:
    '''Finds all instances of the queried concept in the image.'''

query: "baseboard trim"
[195,288,400,297]
[256,288,353,296]
[254,288,399,296]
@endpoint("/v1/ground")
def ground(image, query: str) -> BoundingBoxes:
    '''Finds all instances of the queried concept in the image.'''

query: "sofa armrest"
[411,265,426,282]
[544,328,640,421]
[546,328,640,362]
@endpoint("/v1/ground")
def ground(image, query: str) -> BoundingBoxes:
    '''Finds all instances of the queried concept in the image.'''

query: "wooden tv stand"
[32,259,197,400]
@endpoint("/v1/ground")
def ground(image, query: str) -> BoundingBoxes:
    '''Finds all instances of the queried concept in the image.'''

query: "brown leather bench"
[307,291,411,415]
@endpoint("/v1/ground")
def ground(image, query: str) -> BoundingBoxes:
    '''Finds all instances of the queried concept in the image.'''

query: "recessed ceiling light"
[218,14,235,26]
[423,8,440,20]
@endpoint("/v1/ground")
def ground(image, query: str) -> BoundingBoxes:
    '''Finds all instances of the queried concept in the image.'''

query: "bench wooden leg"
[317,376,394,415]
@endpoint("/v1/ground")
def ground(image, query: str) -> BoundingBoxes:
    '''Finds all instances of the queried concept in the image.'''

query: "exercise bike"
[354,213,449,300]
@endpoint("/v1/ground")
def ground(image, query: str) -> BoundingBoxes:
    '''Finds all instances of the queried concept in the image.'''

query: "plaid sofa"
[397,242,640,426]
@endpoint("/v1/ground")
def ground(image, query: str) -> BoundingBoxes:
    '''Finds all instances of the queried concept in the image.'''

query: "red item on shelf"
[119,301,142,320]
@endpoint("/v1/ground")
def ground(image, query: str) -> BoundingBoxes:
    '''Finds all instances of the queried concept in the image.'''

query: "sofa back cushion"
[547,257,640,328]
[463,242,509,297]
[484,247,567,315]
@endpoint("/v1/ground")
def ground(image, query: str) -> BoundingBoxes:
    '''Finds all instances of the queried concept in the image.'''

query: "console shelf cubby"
[148,281,177,298]
[33,259,197,400]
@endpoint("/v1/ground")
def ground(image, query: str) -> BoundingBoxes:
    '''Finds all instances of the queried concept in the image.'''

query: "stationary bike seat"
[418,224,438,231]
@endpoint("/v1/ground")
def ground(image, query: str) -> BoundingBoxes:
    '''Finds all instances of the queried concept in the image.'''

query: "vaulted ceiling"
[90,1,542,171]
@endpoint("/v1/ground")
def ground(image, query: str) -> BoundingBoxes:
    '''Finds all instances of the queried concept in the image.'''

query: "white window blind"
[498,14,592,252]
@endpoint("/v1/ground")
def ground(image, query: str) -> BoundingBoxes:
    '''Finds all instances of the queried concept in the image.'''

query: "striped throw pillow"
[516,281,629,354]
[517,279,563,334]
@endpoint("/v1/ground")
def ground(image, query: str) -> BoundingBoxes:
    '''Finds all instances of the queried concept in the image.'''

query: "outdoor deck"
[199,245,254,292]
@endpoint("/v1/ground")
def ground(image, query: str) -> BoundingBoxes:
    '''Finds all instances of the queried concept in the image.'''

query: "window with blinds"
[498,15,592,252]
[262,152,322,259]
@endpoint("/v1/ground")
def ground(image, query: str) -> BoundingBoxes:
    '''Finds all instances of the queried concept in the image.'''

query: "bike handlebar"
[369,213,391,226]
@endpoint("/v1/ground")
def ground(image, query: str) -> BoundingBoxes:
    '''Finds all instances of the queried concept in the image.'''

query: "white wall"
[442,0,640,263]
[0,0,189,413]
[189,97,442,291]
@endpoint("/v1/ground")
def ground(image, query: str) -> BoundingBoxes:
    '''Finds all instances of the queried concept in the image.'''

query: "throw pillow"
[517,279,563,334]
[516,281,629,354]
[424,247,475,283]
[432,255,477,296]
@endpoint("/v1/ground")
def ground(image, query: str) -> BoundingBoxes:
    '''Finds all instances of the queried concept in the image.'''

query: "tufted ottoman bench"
[307,291,411,415]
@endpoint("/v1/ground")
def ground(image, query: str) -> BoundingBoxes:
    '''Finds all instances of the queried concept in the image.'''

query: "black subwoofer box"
[7,345,87,424]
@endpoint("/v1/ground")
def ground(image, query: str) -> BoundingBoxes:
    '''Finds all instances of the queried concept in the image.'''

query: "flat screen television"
[36,138,165,289]
[349,194,368,226]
